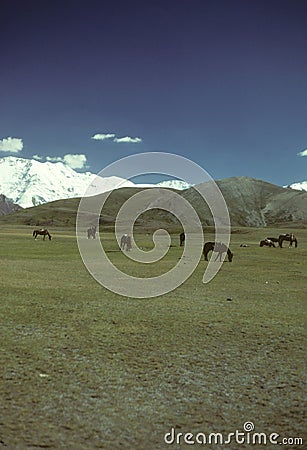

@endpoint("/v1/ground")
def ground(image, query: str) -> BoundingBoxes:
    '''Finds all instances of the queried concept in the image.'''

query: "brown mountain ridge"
[0,177,306,228]
[0,194,23,216]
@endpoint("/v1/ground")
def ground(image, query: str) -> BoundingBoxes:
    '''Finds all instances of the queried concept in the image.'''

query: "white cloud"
[0,136,23,153]
[91,133,116,141]
[114,136,142,143]
[63,154,87,169]
[297,149,307,157]
[32,154,43,160]
[46,156,63,163]
[91,132,142,144]
[45,154,87,169]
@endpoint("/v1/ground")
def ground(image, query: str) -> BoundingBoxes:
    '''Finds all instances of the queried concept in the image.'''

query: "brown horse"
[278,233,298,248]
[33,229,52,240]
[204,241,233,262]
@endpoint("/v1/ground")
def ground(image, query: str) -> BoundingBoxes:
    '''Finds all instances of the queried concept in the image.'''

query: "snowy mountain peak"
[0,156,134,208]
[156,179,192,190]
[285,181,307,192]
[3,155,301,210]
[0,156,190,208]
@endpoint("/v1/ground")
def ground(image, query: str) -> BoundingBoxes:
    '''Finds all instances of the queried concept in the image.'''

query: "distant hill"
[0,188,158,228]
[0,194,23,216]
[0,177,306,228]
[183,177,307,227]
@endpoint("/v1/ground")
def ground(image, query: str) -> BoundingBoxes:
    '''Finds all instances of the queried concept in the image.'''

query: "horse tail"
[33,230,36,237]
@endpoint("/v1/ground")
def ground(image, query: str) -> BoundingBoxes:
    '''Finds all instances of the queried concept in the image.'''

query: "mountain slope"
[0,188,166,228]
[1,177,306,228]
[0,156,136,208]
[182,177,306,226]
[0,156,190,208]
[0,194,22,216]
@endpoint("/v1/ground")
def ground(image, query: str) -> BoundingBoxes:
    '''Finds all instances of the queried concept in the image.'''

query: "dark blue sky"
[1,0,306,185]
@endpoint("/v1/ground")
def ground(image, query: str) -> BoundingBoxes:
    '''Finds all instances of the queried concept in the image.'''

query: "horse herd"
[180,232,298,262]
[259,233,298,248]
[32,229,298,263]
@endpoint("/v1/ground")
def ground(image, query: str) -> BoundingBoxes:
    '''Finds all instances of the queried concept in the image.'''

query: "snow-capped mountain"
[285,181,307,192]
[156,179,192,190]
[0,156,191,208]
[0,157,135,208]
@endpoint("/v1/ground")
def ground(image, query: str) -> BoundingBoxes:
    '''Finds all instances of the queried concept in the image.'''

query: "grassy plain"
[0,226,306,449]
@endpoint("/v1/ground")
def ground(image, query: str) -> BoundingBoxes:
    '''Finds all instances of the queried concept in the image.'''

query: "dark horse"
[33,229,52,240]
[179,232,185,246]
[260,239,276,247]
[203,241,233,262]
[266,237,279,244]
[278,233,298,248]
[87,226,97,239]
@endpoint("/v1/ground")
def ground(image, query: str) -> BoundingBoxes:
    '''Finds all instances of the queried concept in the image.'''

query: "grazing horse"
[179,232,185,246]
[266,237,279,244]
[120,234,132,251]
[278,233,298,248]
[260,239,275,247]
[33,229,52,240]
[87,226,97,239]
[203,241,233,262]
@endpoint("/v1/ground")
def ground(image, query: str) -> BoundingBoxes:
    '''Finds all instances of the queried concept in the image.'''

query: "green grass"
[0,226,306,449]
